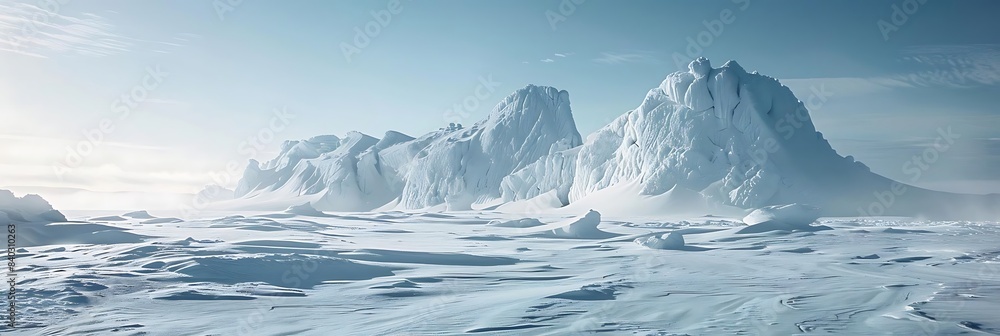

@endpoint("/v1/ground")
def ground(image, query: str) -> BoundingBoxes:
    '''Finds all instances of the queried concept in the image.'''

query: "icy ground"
[7,210,1000,335]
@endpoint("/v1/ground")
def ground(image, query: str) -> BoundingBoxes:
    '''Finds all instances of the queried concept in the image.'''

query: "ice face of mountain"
[569,58,843,209]
[398,85,582,210]
[500,140,579,206]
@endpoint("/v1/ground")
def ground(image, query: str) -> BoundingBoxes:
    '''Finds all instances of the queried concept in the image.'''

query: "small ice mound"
[743,204,822,226]
[90,216,127,222]
[738,204,831,234]
[635,232,685,250]
[883,228,933,234]
[122,210,155,219]
[284,202,328,217]
[141,217,183,224]
[156,237,223,246]
[546,282,628,301]
[488,218,545,228]
[154,289,255,301]
[533,210,619,239]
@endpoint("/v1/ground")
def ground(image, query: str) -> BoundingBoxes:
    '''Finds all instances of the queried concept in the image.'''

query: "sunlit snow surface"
[6,210,1000,335]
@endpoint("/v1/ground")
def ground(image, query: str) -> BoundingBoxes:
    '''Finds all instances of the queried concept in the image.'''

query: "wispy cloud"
[0,2,130,57]
[783,44,1000,96]
[0,133,170,151]
[891,44,1000,88]
[592,51,658,65]
[540,58,555,63]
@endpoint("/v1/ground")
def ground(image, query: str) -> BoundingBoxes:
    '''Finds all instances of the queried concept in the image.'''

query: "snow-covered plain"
[7,57,1000,335]
[5,207,1000,335]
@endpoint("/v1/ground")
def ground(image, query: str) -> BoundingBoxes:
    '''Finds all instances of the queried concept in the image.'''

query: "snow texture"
[9,209,1000,335]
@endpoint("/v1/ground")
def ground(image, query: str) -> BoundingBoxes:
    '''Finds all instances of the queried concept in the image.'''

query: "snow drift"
[737,203,832,234]
[527,210,618,239]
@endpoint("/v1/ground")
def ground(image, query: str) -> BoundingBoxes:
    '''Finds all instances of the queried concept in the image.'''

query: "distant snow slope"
[221,58,996,219]
[1,190,150,246]
[0,189,66,222]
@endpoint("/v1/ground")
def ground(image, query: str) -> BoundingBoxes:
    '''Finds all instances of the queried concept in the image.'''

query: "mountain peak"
[489,84,571,121]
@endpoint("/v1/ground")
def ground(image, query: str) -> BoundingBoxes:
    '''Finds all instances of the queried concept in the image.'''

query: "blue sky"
[1,0,999,209]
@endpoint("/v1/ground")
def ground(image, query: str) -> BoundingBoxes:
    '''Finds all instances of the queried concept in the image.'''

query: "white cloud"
[782,77,911,98]
[892,44,1000,88]
[540,58,555,63]
[0,2,130,57]
[783,45,1000,98]
[592,51,658,65]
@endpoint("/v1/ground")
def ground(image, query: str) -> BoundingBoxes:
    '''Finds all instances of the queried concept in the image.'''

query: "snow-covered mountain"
[226,85,581,211]
[540,58,996,219]
[221,57,997,219]
[399,85,582,210]
[231,132,410,211]
[0,189,66,222]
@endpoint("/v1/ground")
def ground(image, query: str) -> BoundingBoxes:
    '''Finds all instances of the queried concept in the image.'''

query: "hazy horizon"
[2,0,1000,210]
